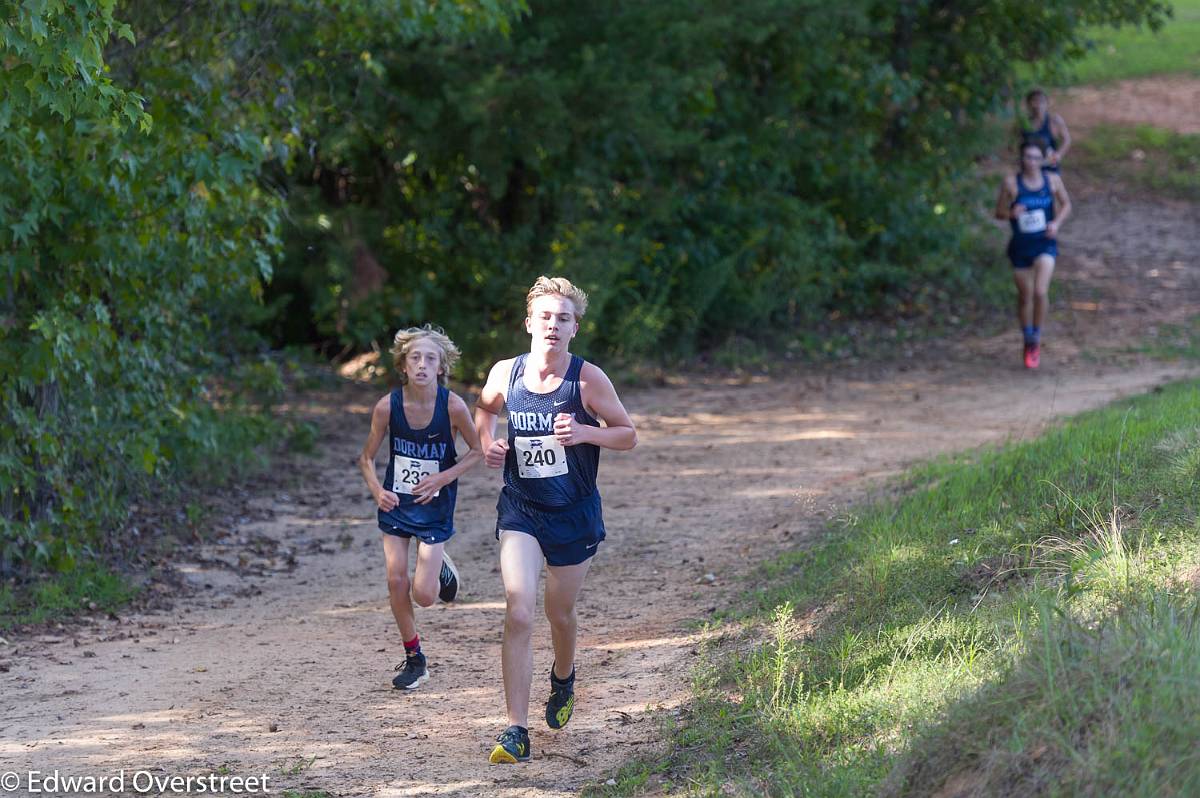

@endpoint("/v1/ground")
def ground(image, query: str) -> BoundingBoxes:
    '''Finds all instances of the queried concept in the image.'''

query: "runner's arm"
[358,396,399,511]
[1047,174,1072,236]
[474,359,513,468]
[562,363,637,451]
[1050,114,1071,163]
[994,176,1018,220]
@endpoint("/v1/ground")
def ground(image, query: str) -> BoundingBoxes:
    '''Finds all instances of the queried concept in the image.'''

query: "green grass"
[1074,124,1200,200]
[591,380,1200,796]
[1068,0,1200,83]
[0,563,138,629]
[1140,316,1200,360]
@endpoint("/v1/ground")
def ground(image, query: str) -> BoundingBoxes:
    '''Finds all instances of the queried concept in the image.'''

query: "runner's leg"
[382,534,416,641]
[500,531,544,728]
[411,541,446,608]
[1032,255,1056,332]
[544,559,592,680]
[1013,266,1035,331]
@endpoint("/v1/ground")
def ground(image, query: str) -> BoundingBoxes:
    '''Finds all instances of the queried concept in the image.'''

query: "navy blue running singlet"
[1006,172,1057,268]
[503,354,600,508]
[1009,173,1055,244]
[1024,115,1061,173]
[378,385,458,536]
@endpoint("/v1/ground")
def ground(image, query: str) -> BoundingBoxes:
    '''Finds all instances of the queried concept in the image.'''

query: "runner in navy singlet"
[474,276,637,764]
[994,139,1073,369]
[358,325,482,689]
[1022,88,1072,172]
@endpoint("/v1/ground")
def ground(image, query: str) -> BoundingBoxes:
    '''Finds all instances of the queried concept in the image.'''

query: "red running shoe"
[1024,343,1040,369]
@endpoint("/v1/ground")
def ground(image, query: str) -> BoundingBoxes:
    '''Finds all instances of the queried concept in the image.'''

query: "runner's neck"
[526,350,572,379]
[402,381,438,405]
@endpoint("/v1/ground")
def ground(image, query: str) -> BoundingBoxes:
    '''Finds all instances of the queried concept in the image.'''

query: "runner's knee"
[387,573,411,597]
[544,602,575,629]
[411,584,437,607]
[505,600,535,635]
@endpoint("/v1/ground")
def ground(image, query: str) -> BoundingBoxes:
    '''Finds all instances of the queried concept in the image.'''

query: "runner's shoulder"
[577,360,617,392]
[373,393,393,417]
[446,389,471,415]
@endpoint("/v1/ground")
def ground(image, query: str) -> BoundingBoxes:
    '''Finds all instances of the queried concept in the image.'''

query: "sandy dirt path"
[2,81,1198,798]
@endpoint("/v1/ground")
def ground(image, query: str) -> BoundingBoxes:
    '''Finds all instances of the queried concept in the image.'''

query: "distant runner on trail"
[994,138,1073,370]
[474,276,637,764]
[358,324,482,690]
[1022,88,1072,172]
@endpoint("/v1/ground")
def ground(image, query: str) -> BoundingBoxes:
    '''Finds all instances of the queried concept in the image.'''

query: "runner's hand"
[485,438,509,468]
[376,490,400,512]
[412,473,447,504]
[1010,203,1027,220]
[1045,220,1059,239]
[554,412,584,446]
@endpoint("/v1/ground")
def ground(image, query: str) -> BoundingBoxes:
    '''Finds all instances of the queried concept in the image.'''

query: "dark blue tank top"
[1009,172,1055,245]
[378,385,458,534]
[1025,116,1058,152]
[503,353,600,508]
[1024,116,1060,172]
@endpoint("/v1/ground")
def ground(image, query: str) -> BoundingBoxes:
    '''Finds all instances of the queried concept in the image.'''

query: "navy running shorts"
[494,488,605,567]
[1007,238,1058,269]
[379,521,454,545]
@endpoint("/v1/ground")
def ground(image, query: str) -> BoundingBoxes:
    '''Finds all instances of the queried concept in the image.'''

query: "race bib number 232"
[392,456,440,496]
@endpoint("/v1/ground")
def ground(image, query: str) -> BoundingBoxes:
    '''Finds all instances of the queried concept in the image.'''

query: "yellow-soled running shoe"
[489,725,531,764]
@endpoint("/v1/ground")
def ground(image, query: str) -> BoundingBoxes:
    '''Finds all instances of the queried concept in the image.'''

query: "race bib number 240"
[515,435,568,479]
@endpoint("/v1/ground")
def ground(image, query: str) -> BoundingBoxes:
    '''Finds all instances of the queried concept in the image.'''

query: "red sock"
[404,635,421,656]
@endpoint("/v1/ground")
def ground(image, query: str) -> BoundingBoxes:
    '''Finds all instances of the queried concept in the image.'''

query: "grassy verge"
[1073,124,1200,201]
[591,379,1200,796]
[1068,0,1200,83]
[1140,315,1200,361]
[0,563,138,627]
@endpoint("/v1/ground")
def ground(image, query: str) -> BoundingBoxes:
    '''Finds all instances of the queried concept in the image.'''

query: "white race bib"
[392,456,440,496]
[1017,208,1047,234]
[514,435,568,479]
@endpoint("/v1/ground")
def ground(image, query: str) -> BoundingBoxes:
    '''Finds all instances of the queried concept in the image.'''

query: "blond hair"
[389,324,461,385]
[526,275,588,320]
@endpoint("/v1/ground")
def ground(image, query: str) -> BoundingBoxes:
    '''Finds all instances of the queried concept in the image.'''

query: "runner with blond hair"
[358,324,483,689]
[474,276,637,763]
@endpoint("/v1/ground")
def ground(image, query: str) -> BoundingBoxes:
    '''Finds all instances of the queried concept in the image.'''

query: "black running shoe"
[391,652,428,690]
[545,666,575,729]
[438,553,460,603]
[489,725,531,764]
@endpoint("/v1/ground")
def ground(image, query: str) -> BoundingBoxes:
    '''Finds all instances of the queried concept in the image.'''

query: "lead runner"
[474,276,638,764]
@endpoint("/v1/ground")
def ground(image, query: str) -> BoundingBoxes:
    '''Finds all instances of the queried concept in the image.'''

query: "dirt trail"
[2,82,1198,798]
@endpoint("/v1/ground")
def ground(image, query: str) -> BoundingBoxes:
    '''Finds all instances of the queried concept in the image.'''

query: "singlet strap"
[390,389,409,435]
[566,354,584,382]
[508,353,528,394]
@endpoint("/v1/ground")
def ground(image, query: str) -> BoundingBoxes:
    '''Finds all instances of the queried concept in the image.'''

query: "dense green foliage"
[0,0,522,577]
[0,0,1172,580]
[272,0,1170,374]
[596,379,1200,796]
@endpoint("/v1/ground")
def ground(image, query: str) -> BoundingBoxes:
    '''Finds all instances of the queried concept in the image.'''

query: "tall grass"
[592,380,1200,796]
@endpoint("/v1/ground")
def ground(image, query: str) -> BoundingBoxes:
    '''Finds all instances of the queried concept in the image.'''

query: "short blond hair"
[390,324,461,385]
[526,276,588,320]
